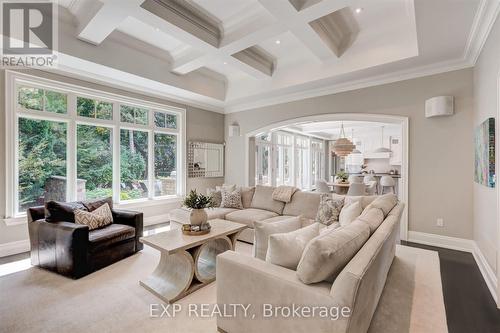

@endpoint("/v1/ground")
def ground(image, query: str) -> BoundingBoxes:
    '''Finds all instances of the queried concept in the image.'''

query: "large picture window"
[7,73,185,217]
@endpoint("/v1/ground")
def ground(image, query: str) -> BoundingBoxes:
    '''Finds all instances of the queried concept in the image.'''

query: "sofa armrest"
[216,251,346,333]
[28,220,89,278]
[112,209,143,251]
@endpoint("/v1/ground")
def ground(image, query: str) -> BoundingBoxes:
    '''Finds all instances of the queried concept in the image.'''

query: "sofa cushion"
[358,207,385,234]
[364,194,398,217]
[260,215,296,223]
[339,201,362,227]
[253,216,302,260]
[266,223,320,270]
[250,185,285,214]
[343,195,377,210]
[89,224,135,252]
[225,208,278,228]
[45,201,88,223]
[296,220,370,284]
[282,191,321,220]
[170,207,239,224]
[240,186,255,208]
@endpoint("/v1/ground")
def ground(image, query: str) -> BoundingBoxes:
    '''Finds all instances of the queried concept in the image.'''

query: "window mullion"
[148,130,154,199]
[113,102,120,204]
[67,94,77,202]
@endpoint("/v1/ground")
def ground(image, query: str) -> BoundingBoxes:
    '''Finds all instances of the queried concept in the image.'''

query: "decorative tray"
[182,223,211,236]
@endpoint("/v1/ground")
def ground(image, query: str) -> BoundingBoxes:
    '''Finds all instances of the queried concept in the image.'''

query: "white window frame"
[5,71,186,218]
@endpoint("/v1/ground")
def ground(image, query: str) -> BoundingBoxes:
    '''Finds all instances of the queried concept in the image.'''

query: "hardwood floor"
[402,241,500,333]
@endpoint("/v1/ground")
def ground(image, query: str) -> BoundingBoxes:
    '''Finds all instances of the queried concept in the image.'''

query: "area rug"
[0,244,447,333]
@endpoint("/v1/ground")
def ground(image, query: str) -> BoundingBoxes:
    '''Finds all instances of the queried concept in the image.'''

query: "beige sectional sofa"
[216,200,405,333]
[169,185,321,243]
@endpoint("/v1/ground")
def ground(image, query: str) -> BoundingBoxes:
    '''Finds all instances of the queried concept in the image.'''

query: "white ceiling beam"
[258,0,335,61]
[77,0,145,45]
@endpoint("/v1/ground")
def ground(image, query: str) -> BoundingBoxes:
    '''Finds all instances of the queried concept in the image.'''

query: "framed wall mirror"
[188,142,224,178]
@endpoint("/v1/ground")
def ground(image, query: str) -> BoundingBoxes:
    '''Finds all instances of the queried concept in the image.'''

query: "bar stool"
[363,175,376,184]
[380,176,396,194]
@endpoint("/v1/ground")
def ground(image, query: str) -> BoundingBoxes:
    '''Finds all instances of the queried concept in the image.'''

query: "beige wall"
[0,69,224,247]
[473,15,500,298]
[225,69,474,240]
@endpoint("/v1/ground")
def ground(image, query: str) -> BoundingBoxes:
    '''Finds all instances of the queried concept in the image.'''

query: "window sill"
[116,196,183,210]
[3,197,183,226]
[2,216,27,226]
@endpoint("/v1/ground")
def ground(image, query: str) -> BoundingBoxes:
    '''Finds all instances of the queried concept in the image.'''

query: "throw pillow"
[253,216,302,260]
[358,207,385,234]
[207,188,222,207]
[266,223,320,270]
[220,188,243,209]
[339,201,362,227]
[75,203,113,230]
[82,197,113,212]
[315,195,344,226]
[45,201,88,223]
[296,220,370,284]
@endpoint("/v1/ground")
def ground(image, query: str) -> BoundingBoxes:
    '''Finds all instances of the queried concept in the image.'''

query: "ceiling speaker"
[425,96,454,118]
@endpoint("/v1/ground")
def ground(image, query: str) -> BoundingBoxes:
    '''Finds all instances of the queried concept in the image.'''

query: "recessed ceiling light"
[223,62,227,65]
[355,7,363,14]
[275,40,281,45]
[155,27,160,32]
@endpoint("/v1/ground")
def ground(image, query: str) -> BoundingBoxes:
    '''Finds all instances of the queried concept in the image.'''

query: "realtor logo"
[1,0,58,67]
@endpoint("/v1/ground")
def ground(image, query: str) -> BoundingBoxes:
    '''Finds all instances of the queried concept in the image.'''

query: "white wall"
[473,14,500,303]
[225,69,474,240]
[0,69,224,252]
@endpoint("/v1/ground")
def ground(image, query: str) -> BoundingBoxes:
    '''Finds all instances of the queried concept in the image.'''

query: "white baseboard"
[472,242,498,304]
[0,240,30,258]
[408,231,498,305]
[408,231,474,252]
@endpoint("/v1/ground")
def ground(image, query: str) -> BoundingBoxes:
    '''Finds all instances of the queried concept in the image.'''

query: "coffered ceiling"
[54,0,498,113]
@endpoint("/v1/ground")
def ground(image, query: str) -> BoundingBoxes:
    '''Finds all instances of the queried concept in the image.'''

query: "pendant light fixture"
[351,129,361,154]
[373,126,392,153]
[332,123,356,157]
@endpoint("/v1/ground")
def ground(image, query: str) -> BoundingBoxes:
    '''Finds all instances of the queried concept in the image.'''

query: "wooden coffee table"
[139,219,247,303]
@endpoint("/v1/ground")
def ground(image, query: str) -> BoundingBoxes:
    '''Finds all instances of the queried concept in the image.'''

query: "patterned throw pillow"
[220,188,243,209]
[315,195,344,226]
[207,188,222,207]
[75,203,113,230]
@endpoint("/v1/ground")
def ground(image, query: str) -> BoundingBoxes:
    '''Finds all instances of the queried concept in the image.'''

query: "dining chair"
[380,176,396,194]
[348,175,363,184]
[347,183,366,196]
[316,179,331,193]
[365,181,378,195]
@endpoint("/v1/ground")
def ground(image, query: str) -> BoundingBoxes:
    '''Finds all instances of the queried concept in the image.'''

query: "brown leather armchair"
[27,202,143,279]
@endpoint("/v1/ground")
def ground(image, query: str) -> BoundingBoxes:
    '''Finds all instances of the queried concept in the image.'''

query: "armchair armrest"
[28,220,89,278]
[216,251,344,333]
[112,209,143,251]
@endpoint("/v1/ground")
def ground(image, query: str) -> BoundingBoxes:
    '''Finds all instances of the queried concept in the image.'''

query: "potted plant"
[336,171,348,183]
[183,190,214,226]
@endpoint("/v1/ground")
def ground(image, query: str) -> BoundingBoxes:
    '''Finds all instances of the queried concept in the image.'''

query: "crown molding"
[464,0,500,65]
[224,58,473,113]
